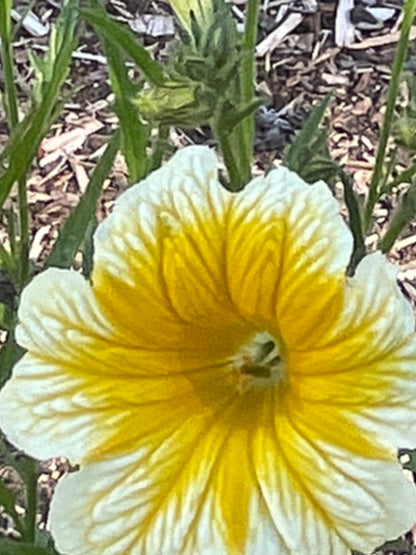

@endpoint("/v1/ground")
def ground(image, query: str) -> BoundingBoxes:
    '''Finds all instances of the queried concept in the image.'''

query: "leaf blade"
[80,5,165,86]
[45,130,120,269]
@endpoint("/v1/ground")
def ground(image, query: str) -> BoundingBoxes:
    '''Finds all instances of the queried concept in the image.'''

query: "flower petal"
[49,401,241,555]
[0,351,221,463]
[307,252,414,359]
[0,268,237,462]
[92,150,354,354]
[15,267,115,356]
[0,268,116,460]
[276,401,416,552]
[49,394,354,555]
[92,146,245,350]
[227,168,353,348]
[289,252,416,448]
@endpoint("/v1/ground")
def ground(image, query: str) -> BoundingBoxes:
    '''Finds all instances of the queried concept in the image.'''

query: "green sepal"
[81,215,97,281]
[340,171,366,276]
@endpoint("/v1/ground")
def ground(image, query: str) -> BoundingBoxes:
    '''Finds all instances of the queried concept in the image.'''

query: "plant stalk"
[24,459,38,543]
[0,3,30,289]
[364,0,416,230]
[383,160,416,192]
[238,0,260,183]
[213,109,244,191]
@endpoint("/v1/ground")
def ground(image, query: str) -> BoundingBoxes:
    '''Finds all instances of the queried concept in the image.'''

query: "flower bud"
[134,81,214,127]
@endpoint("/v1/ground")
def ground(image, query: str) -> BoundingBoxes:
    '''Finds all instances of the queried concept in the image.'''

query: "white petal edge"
[49,444,352,555]
[275,411,416,553]
[344,251,415,346]
[15,267,115,354]
[0,268,116,461]
[0,355,106,461]
[93,146,226,283]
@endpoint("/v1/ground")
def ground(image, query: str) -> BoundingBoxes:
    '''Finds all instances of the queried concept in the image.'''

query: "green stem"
[213,107,244,190]
[382,159,416,192]
[217,127,243,191]
[238,0,259,182]
[17,178,29,290]
[151,124,170,172]
[0,12,19,129]
[364,0,416,230]
[241,0,259,114]
[0,3,30,289]
[5,203,16,258]
[379,180,416,253]
[24,458,38,543]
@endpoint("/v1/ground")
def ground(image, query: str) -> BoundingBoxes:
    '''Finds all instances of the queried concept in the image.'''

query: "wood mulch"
[1,0,416,553]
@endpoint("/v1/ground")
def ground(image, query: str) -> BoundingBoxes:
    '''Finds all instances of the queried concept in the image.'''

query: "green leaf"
[0,302,14,331]
[222,99,263,132]
[102,37,148,183]
[0,242,15,277]
[0,480,24,534]
[0,539,53,555]
[0,0,12,38]
[0,329,24,388]
[81,215,97,280]
[81,4,165,86]
[340,171,366,276]
[45,130,120,269]
[383,159,416,192]
[294,155,339,186]
[284,95,332,180]
[400,447,416,472]
[0,0,79,209]
[379,181,416,253]
[34,529,60,553]
[0,0,19,129]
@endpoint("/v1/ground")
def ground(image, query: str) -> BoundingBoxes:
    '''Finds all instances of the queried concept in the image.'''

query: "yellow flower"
[1,146,416,554]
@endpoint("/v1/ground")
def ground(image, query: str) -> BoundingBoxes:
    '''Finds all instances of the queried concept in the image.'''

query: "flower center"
[230,332,285,393]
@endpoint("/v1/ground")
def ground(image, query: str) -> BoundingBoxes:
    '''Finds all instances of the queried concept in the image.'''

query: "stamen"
[240,364,272,378]
[269,355,282,367]
[255,340,275,362]
[230,332,285,391]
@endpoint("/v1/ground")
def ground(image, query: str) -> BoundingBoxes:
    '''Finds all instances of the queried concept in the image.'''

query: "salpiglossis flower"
[1,147,416,554]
